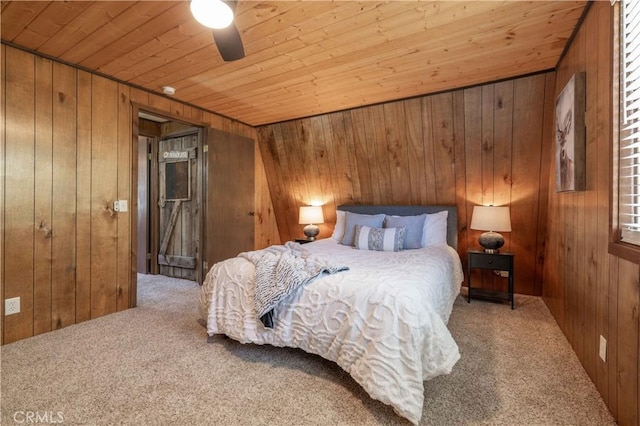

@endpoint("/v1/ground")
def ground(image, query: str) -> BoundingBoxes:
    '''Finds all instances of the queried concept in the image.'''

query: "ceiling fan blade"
[212,0,244,62]
[212,23,245,62]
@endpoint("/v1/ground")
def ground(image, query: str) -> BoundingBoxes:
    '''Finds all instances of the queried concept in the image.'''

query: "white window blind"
[620,0,640,245]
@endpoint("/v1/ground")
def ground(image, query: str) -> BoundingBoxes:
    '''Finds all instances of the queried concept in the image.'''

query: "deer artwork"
[557,107,573,190]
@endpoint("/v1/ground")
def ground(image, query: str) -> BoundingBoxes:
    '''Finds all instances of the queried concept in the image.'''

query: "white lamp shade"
[299,206,324,225]
[470,206,512,232]
[190,0,234,29]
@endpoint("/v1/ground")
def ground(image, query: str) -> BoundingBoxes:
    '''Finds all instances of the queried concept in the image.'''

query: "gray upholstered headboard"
[337,205,458,249]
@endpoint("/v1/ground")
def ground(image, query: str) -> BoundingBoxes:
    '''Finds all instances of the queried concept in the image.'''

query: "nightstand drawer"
[468,253,512,270]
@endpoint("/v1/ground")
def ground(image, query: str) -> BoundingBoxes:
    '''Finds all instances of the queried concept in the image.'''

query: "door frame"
[136,135,152,274]
[130,103,209,308]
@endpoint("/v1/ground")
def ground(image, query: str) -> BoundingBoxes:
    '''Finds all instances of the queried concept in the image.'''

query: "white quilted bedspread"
[199,239,463,424]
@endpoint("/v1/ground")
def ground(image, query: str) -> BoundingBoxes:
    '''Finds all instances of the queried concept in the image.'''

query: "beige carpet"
[1,274,615,425]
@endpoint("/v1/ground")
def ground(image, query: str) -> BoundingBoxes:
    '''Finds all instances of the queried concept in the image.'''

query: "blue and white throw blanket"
[239,242,349,328]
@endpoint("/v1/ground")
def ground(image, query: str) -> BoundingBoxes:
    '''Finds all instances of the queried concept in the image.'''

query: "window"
[617,0,640,246]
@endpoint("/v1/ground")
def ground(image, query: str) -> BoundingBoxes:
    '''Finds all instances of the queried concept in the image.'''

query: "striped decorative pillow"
[354,225,405,252]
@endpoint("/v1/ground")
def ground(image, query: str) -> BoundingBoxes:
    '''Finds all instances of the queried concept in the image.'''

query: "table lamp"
[299,206,324,241]
[470,205,512,253]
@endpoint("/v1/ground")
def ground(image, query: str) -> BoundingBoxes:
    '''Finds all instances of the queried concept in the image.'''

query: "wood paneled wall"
[1,44,279,345]
[543,3,639,424]
[257,72,555,297]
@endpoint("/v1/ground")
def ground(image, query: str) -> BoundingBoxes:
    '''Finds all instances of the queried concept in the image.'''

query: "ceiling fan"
[190,0,245,62]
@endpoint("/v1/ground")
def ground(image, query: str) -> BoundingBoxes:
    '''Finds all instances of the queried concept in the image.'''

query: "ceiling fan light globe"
[190,0,234,29]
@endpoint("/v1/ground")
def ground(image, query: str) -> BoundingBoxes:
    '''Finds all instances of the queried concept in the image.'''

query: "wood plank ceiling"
[1,1,587,126]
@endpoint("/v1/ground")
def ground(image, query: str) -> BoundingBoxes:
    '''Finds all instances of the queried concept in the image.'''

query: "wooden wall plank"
[51,61,77,330]
[117,83,131,310]
[296,119,321,204]
[33,55,53,336]
[4,47,35,343]
[463,87,483,256]
[383,102,411,204]
[487,81,514,291]
[90,76,119,318]
[75,70,92,323]
[169,100,184,120]
[308,115,337,236]
[370,104,393,204]
[492,81,513,219]
[318,114,341,211]
[328,112,359,204]
[452,91,468,257]
[130,87,149,105]
[582,6,599,382]
[350,108,378,204]
[404,98,428,205]
[421,96,439,205]
[190,106,204,124]
[596,1,613,402]
[279,121,308,236]
[337,111,362,203]
[534,72,555,297]
[147,93,171,114]
[480,85,495,205]
[574,21,588,375]
[276,122,299,238]
[430,93,456,205]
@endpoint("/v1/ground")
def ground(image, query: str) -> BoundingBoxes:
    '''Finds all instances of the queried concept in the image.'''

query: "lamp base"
[303,224,319,241]
[478,231,505,253]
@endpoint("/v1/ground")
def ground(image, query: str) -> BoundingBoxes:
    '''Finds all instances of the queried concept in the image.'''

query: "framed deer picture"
[555,72,586,192]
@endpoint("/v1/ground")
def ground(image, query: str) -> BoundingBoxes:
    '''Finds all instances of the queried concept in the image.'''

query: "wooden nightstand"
[294,238,314,244]
[467,250,515,309]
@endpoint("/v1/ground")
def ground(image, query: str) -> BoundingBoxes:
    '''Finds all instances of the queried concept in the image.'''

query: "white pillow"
[422,210,449,247]
[331,210,347,240]
[354,225,405,252]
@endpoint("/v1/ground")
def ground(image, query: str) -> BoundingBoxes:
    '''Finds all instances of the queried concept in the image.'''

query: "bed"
[199,205,464,424]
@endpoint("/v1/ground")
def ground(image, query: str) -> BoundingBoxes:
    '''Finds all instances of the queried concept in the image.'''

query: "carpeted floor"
[1,274,615,425]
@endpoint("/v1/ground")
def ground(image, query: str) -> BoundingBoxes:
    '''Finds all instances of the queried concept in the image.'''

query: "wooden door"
[205,129,255,269]
[158,130,201,281]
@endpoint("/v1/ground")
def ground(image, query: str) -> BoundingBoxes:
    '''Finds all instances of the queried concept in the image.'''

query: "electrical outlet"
[599,335,607,362]
[113,200,128,212]
[5,297,20,316]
